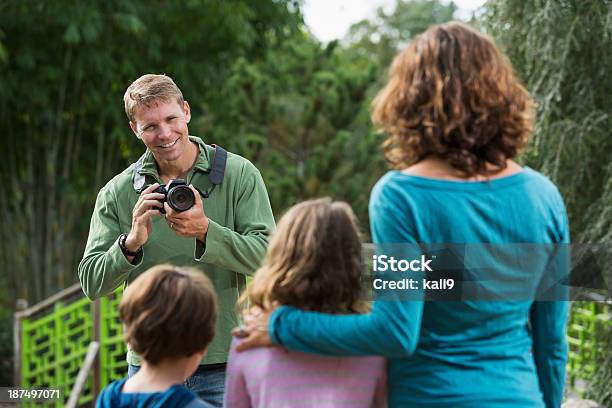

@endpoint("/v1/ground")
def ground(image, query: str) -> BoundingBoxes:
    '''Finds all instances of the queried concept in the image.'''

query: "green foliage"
[0,306,13,386]
[346,0,457,68]
[482,0,612,243]
[202,33,384,226]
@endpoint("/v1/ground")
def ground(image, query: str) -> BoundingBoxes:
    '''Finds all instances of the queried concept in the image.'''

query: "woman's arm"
[269,189,424,357]
[237,179,424,356]
[529,301,569,408]
[270,299,422,356]
[530,194,570,408]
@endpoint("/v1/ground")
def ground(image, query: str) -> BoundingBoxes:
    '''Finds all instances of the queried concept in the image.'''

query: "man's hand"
[164,185,209,242]
[232,306,275,352]
[125,183,164,253]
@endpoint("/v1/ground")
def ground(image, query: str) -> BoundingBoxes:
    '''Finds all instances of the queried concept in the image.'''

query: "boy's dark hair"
[119,265,217,365]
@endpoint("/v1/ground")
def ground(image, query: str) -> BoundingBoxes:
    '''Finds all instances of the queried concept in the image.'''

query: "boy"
[97,264,217,408]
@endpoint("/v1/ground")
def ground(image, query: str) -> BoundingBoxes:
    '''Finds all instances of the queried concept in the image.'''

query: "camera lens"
[167,185,195,212]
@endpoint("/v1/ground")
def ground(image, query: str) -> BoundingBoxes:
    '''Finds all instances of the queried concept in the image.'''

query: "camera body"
[154,179,195,214]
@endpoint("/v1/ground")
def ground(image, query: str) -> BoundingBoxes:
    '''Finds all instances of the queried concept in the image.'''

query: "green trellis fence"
[566,301,611,392]
[14,284,126,407]
[13,284,611,406]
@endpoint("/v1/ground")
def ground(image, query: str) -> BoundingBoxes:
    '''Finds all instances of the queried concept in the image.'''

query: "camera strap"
[202,144,227,198]
[132,144,227,196]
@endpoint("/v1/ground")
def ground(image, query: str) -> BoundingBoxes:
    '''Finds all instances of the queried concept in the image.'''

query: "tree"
[202,33,384,225]
[483,0,612,243]
[345,0,457,68]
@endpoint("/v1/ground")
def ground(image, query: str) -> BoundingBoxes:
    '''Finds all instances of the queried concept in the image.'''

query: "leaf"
[63,23,80,44]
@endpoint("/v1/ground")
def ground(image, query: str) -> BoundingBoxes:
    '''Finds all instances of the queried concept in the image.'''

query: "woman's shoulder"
[516,167,566,209]
[373,166,562,194]
[519,166,557,187]
[370,170,415,204]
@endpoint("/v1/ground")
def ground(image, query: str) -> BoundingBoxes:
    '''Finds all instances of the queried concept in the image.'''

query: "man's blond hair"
[123,74,184,122]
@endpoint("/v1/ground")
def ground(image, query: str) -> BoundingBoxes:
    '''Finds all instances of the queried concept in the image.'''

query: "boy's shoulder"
[95,378,126,407]
[96,377,210,408]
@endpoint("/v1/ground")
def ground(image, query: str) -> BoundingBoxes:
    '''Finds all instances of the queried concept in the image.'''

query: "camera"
[154,179,195,214]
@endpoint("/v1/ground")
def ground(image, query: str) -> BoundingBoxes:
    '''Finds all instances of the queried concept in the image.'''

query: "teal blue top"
[96,377,213,408]
[270,167,570,408]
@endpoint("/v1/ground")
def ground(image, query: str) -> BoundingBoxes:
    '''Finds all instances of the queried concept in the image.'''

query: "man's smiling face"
[130,99,191,164]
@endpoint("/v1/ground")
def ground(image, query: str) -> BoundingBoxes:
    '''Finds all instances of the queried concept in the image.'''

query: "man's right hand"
[124,183,164,253]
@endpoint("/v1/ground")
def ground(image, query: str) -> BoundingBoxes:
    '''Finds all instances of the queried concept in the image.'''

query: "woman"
[236,22,569,408]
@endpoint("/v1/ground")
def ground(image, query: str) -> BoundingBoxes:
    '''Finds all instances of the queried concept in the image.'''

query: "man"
[78,74,275,407]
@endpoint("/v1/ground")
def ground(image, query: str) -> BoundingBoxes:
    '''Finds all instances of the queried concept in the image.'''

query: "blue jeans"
[128,363,226,408]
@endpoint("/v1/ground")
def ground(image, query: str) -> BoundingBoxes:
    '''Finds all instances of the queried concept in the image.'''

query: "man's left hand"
[164,185,209,242]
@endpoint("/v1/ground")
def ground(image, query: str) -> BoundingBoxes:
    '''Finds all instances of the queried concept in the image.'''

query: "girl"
[224,198,386,408]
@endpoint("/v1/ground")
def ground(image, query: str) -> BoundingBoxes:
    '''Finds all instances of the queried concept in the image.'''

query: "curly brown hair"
[240,198,367,314]
[372,21,535,176]
[119,265,217,365]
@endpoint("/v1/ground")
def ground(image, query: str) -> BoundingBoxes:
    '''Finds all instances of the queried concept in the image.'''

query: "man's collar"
[138,136,212,178]
[189,136,212,173]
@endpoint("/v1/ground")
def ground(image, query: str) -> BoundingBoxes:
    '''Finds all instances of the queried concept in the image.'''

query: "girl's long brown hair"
[372,21,535,176]
[240,198,367,314]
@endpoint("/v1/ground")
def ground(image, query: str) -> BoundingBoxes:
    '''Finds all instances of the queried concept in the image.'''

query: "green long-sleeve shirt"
[78,136,275,365]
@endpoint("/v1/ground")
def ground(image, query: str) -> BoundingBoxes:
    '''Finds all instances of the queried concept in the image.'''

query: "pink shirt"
[224,339,387,408]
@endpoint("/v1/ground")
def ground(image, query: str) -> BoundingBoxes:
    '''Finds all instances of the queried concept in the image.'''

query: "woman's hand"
[232,306,275,352]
